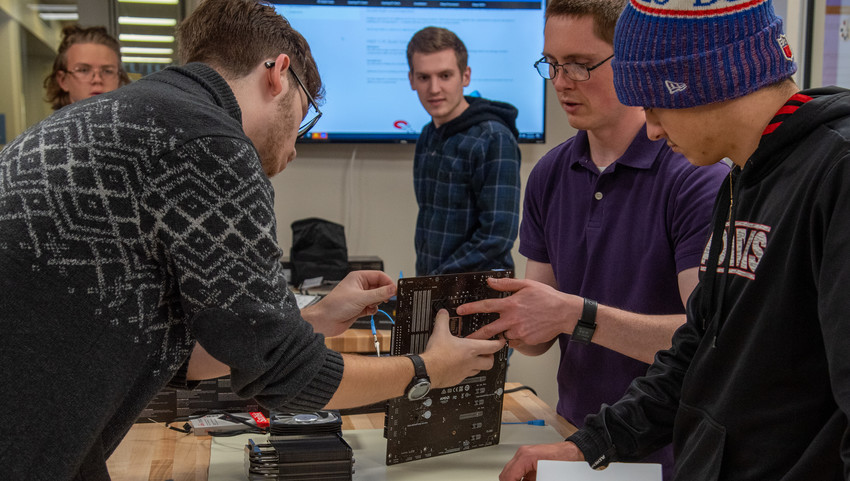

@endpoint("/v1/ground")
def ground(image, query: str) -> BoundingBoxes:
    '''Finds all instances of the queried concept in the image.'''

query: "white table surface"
[209,423,566,481]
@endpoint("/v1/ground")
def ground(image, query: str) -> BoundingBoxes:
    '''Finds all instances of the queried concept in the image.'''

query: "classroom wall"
[0,0,59,143]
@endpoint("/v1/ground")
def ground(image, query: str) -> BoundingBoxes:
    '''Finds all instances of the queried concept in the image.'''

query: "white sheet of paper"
[537,459,662,480]
[293,293,320,309]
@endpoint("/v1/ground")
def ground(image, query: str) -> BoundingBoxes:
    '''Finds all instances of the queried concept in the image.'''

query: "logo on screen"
[393,120,415,133]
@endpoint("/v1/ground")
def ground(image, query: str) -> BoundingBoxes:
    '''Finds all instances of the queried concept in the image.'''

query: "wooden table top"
[324,328,392,354]
[107,382,574,481]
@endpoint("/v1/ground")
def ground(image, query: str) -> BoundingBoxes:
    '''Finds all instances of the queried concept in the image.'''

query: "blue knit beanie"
[612,0,797,109]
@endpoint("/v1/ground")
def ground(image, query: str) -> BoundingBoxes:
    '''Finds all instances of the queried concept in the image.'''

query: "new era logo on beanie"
[612,0,797,109]
[665,80,688,95]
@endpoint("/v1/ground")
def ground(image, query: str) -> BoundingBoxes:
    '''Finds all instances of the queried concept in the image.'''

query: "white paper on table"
[537,459,662,480]
[293,293,320,309]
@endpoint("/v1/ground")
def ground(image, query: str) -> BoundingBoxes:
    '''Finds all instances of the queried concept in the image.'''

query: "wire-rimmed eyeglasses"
[533,54,614,82]
[264,60,323,138]
[63,65,120,82]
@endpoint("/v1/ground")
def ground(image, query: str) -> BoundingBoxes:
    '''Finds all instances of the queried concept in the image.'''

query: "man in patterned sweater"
[407,26,521,276]
[0,1,504,479]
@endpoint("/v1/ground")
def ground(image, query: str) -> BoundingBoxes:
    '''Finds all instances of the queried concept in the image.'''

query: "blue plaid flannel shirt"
[413,117,520,275]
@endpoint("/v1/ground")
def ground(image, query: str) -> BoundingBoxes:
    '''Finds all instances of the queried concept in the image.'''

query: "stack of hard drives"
[244,410,353,480]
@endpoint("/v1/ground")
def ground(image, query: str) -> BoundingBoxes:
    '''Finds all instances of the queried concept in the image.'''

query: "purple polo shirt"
[520,126,727,476]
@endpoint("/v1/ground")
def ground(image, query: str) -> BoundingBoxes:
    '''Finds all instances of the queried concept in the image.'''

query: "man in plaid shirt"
[407,27,521,275]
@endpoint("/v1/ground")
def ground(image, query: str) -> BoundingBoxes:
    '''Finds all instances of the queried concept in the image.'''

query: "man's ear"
[462,66,471,88]
[267,53,292,97]
[408,71,416,91]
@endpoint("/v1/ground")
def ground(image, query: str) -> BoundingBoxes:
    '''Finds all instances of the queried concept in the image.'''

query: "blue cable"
[248,438,260,453]
[370,309,396,356]
[370,308,395,332]
[378,309,395,324]
[502,419,545,426]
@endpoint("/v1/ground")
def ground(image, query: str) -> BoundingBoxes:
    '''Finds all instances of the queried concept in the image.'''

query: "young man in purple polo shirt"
[460,0,727,478]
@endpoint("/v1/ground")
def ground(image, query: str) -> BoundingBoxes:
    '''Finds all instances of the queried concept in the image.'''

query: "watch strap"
[405,354,431,400]
[571,298,598,344]
[407,354,428,379]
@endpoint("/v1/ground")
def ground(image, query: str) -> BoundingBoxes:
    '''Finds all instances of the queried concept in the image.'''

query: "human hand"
[301,270,396,337]
[458,277,581,347]
[499,441,585,481]
[419,309,506,388]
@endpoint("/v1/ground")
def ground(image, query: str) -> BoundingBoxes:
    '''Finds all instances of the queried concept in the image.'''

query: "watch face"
[407,380,431,401]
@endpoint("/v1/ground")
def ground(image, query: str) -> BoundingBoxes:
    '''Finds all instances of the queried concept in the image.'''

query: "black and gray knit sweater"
[0,63,344,480]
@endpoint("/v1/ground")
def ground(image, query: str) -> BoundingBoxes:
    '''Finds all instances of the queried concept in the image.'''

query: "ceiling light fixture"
[119,34,175,43]
[28,4,78,12]
[39,13,79,21]
[118,0,178,4]
[118,16,177,26]
[121,56,174,64]
[120,47,174,55]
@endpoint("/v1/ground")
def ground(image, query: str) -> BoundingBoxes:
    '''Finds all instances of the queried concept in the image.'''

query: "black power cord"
[504,385,538,397]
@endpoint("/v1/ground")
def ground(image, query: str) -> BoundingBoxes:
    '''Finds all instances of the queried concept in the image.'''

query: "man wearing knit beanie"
[498,0,850,480]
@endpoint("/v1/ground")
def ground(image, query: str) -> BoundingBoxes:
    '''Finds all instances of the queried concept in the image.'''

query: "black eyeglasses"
[533,54,614,82]
[264,60,322,138]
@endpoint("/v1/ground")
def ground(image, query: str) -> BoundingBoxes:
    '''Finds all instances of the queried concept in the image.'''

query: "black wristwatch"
[571,298,598,344]
[405,354,431,401]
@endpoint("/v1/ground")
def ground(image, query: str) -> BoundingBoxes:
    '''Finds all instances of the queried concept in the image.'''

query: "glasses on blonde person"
[64,65,120,81]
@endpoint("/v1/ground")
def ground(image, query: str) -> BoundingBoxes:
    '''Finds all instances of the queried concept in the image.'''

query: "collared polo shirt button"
[594,192,603,200]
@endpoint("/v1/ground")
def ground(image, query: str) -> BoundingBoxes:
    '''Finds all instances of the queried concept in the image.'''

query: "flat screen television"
[270,0,546,143]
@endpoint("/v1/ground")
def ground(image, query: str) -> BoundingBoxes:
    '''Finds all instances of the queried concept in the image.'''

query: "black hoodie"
[570,87,850,480]
[434,95,520,139]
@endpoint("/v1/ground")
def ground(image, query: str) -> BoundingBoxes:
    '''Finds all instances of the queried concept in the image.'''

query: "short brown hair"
[546,0,627,45]
[177,0,323,102]
[43,25,131,110]
[406,26,468,73]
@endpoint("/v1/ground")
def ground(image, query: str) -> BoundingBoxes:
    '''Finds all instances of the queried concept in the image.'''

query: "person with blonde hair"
[44,24,131,110]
